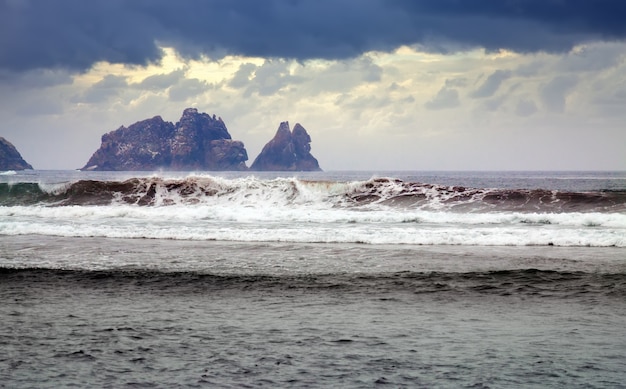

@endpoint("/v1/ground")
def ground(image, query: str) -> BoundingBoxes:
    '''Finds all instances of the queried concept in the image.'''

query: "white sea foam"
[1,203,624,247]
[1,173,625,247]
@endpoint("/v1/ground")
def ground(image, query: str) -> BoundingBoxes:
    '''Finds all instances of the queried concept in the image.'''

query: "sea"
[1,170,625,388]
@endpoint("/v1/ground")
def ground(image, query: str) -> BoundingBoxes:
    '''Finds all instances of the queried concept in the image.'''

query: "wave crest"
[1,175,625,213]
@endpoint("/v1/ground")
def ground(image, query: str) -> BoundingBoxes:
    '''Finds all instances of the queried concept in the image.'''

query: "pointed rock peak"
[179,108,201,124]
[292,123,312,154]
[271,121,292,143]
[292,123,306,133]
[142,116,165,125]
[179,108,224,127]
[250,121,321,172]
[0,136,33,170]
[292,123,311,140]
[182,107,199,116]
[276,121,291,134]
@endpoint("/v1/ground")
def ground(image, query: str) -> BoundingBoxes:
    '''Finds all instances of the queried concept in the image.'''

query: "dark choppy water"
[1,238,626,388]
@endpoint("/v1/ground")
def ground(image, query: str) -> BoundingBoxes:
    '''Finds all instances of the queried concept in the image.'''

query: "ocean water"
[1,170,625,388]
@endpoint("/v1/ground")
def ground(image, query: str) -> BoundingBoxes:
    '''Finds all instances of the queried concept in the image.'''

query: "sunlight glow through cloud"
[1,1,625,170]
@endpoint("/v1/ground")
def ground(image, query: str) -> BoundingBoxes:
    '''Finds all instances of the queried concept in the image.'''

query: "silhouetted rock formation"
[250,122,322,171]
[82,108,248,171]
[0,137,33,170]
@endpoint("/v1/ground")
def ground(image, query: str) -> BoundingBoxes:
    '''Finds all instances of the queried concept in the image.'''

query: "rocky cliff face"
[250,122,321,171]
[0,137,33,170]
[82,108,248,171]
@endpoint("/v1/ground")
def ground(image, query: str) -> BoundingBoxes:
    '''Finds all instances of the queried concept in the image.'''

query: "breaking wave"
[1,175,625,247]
[1,176,625,213]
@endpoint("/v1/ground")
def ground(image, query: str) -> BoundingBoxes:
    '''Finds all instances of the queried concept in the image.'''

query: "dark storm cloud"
[0,69,73,88]
[1,0,625,73]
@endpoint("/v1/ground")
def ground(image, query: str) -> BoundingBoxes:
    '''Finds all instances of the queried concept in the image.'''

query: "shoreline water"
[2,235,626,274]
[2,239,625,388]
[1,170,625,387]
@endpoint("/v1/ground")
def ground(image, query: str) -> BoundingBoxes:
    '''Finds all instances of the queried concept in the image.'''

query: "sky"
[1,0,625,171]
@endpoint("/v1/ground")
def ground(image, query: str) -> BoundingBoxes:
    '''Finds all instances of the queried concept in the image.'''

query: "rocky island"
[250,122,322,171]
[81,108,248,171]
[0,137,33,170]
[82,109,322,171]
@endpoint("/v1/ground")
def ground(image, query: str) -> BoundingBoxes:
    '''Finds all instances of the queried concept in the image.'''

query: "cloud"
[424,86,460,110]
[483,96,506,112]
[135,69,186,91]
[444,78,468,88]
[471,70,513,98]
[556,42,626,72]
[229,63,258,89]
[540,75,579,112]
[75,75,128,104]
[168,78,211,101]
[295,57,383,96]
[0,0,164,73]
[2,0,626,74]
[0,68,73,88]
[238,60,304,97]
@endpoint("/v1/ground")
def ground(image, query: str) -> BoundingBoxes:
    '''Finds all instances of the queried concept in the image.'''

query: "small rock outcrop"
[0,137,33,170]
[82,108,248,171]
[250,122,322,171]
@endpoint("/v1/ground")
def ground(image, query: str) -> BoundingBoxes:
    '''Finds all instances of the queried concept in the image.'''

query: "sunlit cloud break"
[0,0,625,170]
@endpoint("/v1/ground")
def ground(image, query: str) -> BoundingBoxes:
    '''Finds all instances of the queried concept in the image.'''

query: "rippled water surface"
[2,238,626,388]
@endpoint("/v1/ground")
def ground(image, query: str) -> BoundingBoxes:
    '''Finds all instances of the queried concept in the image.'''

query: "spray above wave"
[1,176,625,213]
[1,175,625,246]
[346,178,626,213]
[0,177,311,207]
